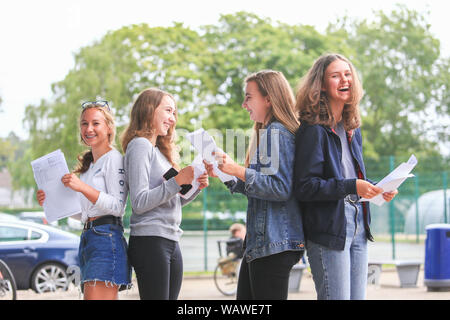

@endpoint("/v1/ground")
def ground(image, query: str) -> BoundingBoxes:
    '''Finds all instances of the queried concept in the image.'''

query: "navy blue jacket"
[293,122,374,250]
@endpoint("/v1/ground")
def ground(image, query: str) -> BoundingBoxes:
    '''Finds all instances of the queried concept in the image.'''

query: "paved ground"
[12,267,450,300]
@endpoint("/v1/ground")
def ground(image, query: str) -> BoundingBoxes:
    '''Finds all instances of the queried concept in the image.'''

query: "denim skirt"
[79,223,132,291]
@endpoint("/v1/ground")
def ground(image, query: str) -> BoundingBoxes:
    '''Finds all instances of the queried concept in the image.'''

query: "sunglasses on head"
[81,100,110,111]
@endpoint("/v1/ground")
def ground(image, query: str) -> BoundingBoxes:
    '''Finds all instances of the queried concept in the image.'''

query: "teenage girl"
[37,100,131,300]
[121,88,209,300]
[205,70,305,300]
[293,54,398,300]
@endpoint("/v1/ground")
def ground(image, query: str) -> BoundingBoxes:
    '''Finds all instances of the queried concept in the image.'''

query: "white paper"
[31,149,81,222]
[360,154,417,206]
[185,128,237,183]
[186,128,216,163]
[180,154,206,199]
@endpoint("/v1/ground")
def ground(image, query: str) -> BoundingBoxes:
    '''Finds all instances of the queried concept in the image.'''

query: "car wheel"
[31,263,69,293]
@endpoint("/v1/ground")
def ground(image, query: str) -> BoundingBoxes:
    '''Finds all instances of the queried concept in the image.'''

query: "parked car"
[67,217,84,231]
[0,220,79,293]
[0,213,20,221]
[18,211,59,227]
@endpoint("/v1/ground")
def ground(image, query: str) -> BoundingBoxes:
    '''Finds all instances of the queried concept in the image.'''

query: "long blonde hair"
[244,70,299,167]
[74,104,116,174]
[121,88,180,168]
[295,53,362,131]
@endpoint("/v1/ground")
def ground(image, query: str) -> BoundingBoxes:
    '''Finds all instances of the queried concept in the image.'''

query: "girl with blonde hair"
[205,70,305,300]
[122,88,208,300]
[37,100,131,299]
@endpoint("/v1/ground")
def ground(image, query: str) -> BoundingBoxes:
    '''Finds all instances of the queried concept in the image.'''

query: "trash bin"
[424,224,450,292]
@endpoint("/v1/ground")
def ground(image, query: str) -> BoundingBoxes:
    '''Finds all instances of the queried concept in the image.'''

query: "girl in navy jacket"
[293,54,398,300]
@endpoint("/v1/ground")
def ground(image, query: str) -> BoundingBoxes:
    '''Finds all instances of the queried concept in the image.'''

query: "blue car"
[0,220,80,293]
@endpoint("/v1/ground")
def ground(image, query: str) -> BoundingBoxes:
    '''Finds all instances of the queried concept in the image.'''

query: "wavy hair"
[244,70,299,167]
[295,53,362,131]
[120,88,180,169]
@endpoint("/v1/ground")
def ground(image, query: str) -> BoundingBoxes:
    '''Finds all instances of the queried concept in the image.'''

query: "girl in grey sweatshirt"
[121,88,208,300]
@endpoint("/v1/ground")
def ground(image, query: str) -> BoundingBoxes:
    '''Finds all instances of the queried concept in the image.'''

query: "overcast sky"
[0,0,448,139]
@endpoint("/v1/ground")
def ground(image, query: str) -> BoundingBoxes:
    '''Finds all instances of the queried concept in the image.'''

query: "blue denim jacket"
[227,120,305,262]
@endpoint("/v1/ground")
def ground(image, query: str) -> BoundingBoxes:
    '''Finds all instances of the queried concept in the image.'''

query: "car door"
[0,224,39,289]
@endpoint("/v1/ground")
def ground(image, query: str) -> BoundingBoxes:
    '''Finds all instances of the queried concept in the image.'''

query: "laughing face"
[151,94,176,137]
[80,108,112,149]
[242,80,271,124]
[322,59,353,105]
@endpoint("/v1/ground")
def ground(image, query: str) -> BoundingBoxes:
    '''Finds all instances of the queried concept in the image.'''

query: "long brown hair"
[74,104,116,174]
[295,53,362,131]
[244,70,299,167]
[121,88,180,168]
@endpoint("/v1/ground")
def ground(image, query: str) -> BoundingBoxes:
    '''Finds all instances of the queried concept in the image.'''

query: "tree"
[0,135,16,170]
[328,5,449,159]
[0,132,34,190]
[14,9,450,192]
[200,12,350,132]
[24,22,208,169]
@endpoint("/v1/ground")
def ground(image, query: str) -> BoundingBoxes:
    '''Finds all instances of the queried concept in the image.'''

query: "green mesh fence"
[121,155,449,246]
[118,155,448,265]
[366,156,449,239]
[175,156,449,238]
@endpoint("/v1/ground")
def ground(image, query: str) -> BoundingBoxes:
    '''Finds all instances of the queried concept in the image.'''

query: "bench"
[368,260,422,288]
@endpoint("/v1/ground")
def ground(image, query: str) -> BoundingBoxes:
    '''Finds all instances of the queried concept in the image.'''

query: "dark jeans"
[237,250,302,300]
[128,235,183,300]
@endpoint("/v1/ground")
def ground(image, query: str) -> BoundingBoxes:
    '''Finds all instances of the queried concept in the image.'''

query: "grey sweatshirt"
[124,137,200,241]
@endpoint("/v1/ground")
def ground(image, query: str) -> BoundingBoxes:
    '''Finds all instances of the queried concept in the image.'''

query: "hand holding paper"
[179,154,207,199]
[356,179,384,199]
[185,128,237,183]
[360,154,417,206]
[31,149,81,223]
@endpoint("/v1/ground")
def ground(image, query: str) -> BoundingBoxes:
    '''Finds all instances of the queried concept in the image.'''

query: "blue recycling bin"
[424,224,450,291]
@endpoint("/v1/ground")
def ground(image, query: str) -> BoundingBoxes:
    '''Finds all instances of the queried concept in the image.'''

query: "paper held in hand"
[179,154,205,199]
[360,154,418,206]
[185,128,237,184]
[30,149,81,223]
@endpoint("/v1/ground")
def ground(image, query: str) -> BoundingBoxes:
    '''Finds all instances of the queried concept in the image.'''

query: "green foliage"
[9,9,450,193]
[200,12,348,132]
[1,133,34,190]
[337,5,448,157]
[0,134,17,170]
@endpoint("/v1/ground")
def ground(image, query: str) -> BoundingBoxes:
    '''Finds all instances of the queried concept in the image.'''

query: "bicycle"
[213,239,242,296]
[0,258,17,300]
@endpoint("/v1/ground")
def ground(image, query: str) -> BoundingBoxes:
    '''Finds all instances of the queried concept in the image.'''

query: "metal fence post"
[414,174,420,243]
[203,188,208,271]
[443,172,448,224]
[389,155,396,260]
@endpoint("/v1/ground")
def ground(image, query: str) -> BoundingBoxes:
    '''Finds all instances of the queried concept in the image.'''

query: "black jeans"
[237,250,303,300]
[128,235,183,300]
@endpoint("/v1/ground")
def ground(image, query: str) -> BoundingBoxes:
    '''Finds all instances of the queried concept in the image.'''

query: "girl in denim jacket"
[294,54,398,300]
[206,70,305,300]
